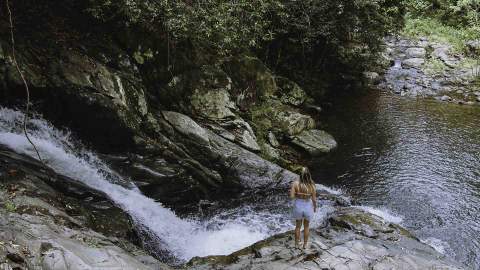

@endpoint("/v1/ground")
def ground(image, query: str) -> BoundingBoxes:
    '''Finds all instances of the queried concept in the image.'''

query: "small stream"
[313,90,480,268]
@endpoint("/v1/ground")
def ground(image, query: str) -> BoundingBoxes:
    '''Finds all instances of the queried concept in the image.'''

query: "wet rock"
[188,207,463,270]
[0,147,169,270]
[291,129,337,156]
[403,58,425,68]
[406,47,426,58]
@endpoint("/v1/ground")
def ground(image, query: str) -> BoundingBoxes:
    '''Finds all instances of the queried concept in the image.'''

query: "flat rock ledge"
[187,207,463,270]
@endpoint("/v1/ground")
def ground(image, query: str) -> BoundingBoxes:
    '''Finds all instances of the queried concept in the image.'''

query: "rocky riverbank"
[187,207,462,270]
[378,36,480,105]
[0,144,464,269]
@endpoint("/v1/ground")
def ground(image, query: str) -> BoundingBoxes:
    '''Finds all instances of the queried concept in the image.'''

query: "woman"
[290,167,317,249]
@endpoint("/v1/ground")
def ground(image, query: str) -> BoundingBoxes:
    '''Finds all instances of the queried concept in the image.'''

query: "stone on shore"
[291,129,337,156]
[403,58,425,68]
[406,47,426,58]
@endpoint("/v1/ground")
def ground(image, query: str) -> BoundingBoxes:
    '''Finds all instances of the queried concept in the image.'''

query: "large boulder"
[291,129,337,156]
[162,111,210,146]
[206,129,297,189]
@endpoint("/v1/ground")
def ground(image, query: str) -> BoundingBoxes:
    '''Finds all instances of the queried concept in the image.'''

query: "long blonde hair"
[298,167,315,194]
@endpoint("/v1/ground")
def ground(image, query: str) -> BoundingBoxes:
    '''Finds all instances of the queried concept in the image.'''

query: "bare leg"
[295,220,302,248]
[303,219,310,249]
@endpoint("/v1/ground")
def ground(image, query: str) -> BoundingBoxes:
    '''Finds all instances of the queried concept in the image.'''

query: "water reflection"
[312,90,480,267]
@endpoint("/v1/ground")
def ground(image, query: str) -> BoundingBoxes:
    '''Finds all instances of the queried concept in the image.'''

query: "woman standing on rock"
[290,167,317,249]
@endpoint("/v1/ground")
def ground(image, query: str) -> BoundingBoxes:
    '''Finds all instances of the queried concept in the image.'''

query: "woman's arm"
[311,187,317,212]
[289,181,297,199]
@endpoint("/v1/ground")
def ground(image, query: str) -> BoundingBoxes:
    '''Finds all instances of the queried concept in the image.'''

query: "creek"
[314,90,480,268]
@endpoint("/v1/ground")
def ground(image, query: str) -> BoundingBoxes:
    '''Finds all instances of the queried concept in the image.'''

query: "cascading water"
[0,107,336,261]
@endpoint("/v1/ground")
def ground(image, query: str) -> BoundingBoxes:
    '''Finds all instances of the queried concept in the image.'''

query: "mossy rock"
[224,55,277,106]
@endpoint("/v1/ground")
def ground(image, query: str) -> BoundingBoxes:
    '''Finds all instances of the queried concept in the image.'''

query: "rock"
[406,47,426,58]
[267,132,280,147]
[0,147,170,270]
[188,207,463,270]
[190,88,236,120]
[275,76,307,106]
[223,119,260,152]
[262,143,280,160]
[162,111,210,146]
[224,55,277,103]
[432,45,458,68]
[474,91,480,97]
[477,96,480,102]
[206,130,297,189]
[466,40,480,56]
[440,95,451,102]
[403,58,425,68]
[273,110,315,136]
[363,72,381,85]
[291,129,337,156]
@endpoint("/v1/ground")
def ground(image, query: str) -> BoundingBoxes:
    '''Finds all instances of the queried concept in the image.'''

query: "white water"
[0,107,337,261]
[354,205,404,224]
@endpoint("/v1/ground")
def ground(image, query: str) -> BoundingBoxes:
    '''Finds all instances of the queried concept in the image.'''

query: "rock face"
[291,129,338,156]
[188,207,463,270]
[159,111,297,189]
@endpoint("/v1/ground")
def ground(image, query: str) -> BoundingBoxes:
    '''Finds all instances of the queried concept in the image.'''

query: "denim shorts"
[292,199,314,221]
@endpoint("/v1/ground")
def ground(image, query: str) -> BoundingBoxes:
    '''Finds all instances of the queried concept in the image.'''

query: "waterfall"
[0,107,337,261]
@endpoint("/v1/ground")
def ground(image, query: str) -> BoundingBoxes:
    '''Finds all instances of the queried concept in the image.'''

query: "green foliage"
[405,0,480,30]
[261,0,406,95]
[87,0,284,55]
[4,201,16,212]
[403,16,480,52]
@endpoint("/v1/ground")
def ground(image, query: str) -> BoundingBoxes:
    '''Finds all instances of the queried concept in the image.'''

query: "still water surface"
[313,90,480,268]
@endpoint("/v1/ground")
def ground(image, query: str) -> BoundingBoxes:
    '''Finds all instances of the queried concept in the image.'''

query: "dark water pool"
[312,90,480,268]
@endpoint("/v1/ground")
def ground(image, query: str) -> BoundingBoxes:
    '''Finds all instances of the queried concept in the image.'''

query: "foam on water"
[421,237,449,255]
[315,183,344,196]
[0,107,322,261]
[354,205,404,224]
